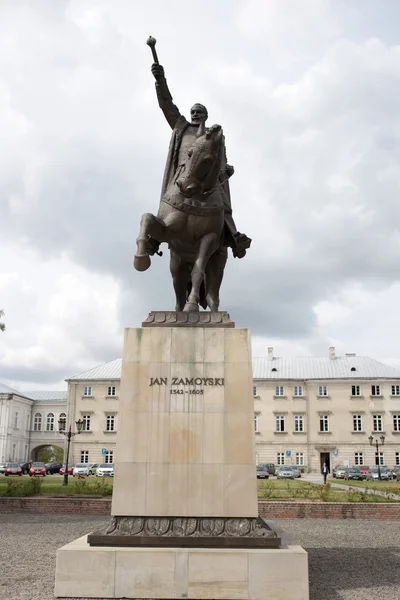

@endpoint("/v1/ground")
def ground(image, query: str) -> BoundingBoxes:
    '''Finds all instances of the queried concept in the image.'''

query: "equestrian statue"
[134,37,251,312]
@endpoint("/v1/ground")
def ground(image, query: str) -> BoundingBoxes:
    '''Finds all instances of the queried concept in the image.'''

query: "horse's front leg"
[134,213,167,272]
[184,232,219,312]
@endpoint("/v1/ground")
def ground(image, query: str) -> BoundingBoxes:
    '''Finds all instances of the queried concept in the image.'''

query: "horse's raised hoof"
[183,302,199,312]
[133,254,151,272]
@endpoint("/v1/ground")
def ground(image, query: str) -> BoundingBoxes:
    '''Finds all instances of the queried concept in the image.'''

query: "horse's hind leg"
[184,233,218,312]
[170,252,190,311]
[134,213,167,272]
[205,248,227,312]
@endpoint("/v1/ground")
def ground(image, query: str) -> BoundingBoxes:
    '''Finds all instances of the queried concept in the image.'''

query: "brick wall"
[0,497,399,519]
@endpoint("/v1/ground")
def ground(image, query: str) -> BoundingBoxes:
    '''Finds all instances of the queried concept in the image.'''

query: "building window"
[296,452,304,466]
[105,451,113,464]
[393,415,400,432]
[354,452,364,465]
[80,451,89,463]
[253,386,257,397]
[375,452,384,466]
[26,414,30,431]
[277,452,285,466]
[351,385,361,396]
[373,414,383,432]
[392,385,400,396]
[275,415,285,432]
[353,414,363,432]
[33,413,42,431]
[395,452,400,466]
[107,386,116,396]
[294,415,304,432]
[275,386,284,396]
[318,385,328,397]
[46,413,55,431]
[254,415,259,433]
[106,415,115,432]
[319,415,329,432]
[293,385,303,397]
[82,415,91,432]
[84,386,92,396]
[14,412,19,429]
[371,385,381,397]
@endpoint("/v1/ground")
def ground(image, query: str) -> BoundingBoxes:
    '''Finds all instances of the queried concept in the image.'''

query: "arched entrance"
[30,444,64,462]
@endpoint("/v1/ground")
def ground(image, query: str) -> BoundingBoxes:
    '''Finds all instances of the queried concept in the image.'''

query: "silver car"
[73,463,91,477]
[367,467,392,481]
[334,466,349,479]
[276,466,295,479]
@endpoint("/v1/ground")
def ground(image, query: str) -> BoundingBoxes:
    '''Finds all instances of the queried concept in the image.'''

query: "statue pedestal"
[55,320,309,599]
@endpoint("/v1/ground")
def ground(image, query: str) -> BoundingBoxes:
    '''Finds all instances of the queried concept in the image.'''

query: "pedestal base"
[55,534,309,599]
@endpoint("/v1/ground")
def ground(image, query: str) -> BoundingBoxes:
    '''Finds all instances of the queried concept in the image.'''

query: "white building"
[0,385,68,463]
[253,347,400,472]
[24,391,68,461]
[65,348,400,472]
[0,383,33,463]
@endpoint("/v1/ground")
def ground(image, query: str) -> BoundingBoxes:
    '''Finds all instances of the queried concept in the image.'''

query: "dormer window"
[271,368,277,372]
[351,367,356,372]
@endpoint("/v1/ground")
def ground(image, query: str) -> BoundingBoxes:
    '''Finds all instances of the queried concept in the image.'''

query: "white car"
[96,464,114,477]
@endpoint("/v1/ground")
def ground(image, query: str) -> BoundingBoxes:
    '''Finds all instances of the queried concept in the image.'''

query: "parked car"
[276,466,295,479]
[345,467,364,481]
[96,464,114,477]
[334,466,349,479]
[391,466,400,479]
[88,464,99,475]
[0,463,8,474]
[261,463,276,476]
[396,471,400,482]
[19,462,30,474]
[367,467,392,481]
[29,462,46,477]
[5,463,22,476]
[46,462,63,475]
[288,466,301,478]
[73,464,93,477]
[359,466,370,479]
[256,464,269,479]
[59,464,74,476]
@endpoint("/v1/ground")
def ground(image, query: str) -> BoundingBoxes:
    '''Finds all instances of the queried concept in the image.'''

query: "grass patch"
[257,479,400,502]
[0,475,113,497]
[335,480,400,495]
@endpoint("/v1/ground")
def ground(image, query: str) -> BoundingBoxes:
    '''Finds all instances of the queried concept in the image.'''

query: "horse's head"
[176,123,224,197]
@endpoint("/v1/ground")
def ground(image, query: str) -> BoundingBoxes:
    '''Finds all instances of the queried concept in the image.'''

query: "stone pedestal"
[55,317,309,598]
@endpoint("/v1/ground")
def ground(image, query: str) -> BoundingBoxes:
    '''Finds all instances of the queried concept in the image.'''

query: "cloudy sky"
[1,0,400,391]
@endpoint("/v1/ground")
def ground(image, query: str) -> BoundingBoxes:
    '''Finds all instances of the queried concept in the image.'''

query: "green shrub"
[258,480,273,499]
[4,480,20,496]
[317,482,331,502]
[73,478,88,494]
[23,476,43,496]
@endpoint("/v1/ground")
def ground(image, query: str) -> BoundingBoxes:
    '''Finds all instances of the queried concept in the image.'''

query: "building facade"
[253,347,400,472]
[0,383,33,463]
[0,385,67,463]
[64,349,400,472]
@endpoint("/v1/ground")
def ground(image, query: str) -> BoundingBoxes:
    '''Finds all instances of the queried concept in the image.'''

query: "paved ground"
[1,514,399,600]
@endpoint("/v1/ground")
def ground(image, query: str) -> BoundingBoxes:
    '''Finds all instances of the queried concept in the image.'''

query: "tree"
[0,309,5,332]
[37,445,64,463]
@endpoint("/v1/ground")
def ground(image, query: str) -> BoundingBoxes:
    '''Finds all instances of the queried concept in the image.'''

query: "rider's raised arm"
[151,63,181,129]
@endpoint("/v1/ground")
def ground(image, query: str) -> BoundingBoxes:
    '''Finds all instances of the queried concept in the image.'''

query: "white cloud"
[1,0,400,389]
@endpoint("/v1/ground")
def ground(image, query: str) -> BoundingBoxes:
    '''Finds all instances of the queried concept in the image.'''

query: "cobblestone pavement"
[0,514,399,600]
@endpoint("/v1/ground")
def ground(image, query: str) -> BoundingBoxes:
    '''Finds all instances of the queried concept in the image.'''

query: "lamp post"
[58,416,83,486]
[368,434,385,481]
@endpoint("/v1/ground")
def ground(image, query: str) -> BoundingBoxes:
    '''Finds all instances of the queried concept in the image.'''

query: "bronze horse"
[134,123,227,312]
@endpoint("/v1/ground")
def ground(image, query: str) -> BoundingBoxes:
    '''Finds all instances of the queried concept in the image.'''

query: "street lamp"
[368,434,385,481]
[58,416,83,486]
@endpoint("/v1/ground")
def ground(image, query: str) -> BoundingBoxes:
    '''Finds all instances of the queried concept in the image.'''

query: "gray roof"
[66,354,400,383]
[24,391,68,402]
[0,382,29,397]
[252,356,400,380]
[67,358,122,381]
